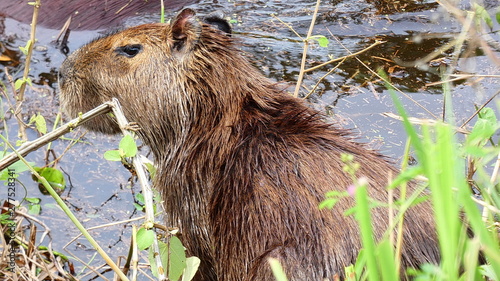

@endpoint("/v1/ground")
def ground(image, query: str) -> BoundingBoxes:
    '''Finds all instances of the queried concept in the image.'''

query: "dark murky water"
[1,0,499,279]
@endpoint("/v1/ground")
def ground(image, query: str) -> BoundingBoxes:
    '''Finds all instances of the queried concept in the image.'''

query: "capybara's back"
[59,8,440,281]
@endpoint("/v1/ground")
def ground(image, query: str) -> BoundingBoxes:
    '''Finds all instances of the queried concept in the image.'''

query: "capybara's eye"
[115,44,143,58]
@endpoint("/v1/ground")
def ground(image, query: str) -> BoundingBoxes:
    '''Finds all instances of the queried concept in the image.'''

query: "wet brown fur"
[59,9,440,281]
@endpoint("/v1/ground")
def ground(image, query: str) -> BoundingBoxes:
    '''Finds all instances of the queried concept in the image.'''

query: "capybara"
[59,8,440,281]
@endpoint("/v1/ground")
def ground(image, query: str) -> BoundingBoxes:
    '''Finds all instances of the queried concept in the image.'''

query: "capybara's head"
[59,9,262,150]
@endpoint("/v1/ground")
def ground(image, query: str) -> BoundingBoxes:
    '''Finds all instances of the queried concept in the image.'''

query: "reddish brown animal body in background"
[59,9,440,281]
[0,0,195,30]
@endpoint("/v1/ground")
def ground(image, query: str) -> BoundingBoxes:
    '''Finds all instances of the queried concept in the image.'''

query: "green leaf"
[319,190,348,209]
[308,35,329,47]
[319,198,338,209]
[317,36,329,47]
[387,166,423,190]
[466,108,498,147]
[376,240,398,280]
[145,162,157,179]
[464,145,490,158]
[478,107,497,123]
[149,240,169,278]
[28,203,41,215]
[343,264,356,281]
[0,161,34,181]
[474,4,493,29]
[19,40,32,55]
[133,203,144,211]
[29,113,47,134]
[14,77,32,90]
[182,257,201,281]
[25,197,40,204]
[353,182,380,281]
[135,193,145,204]
[480,264,498,280]
[169,236,187,281]
[0,214,13,224]
[119,135,137,158]
[34,167,66,191]
[353,249,366,280]
[26,197,41,215]
[103,150,122,161]
[137,228,155,251]
[14,79,25,90]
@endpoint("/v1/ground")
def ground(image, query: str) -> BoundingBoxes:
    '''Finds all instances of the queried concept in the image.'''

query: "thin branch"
[16,0,41,141]
[270,14,304,40]
[293,0,321,98]
[459,89,500,129]
[0,102,112,170]
[382,112,469,134]
[425,74,500,87]
[303,58,346,99]
[304,40,384,73]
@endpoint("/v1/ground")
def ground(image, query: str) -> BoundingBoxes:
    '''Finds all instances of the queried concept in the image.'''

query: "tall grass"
[271,79,500,281]
[271,0,500,279]
[382,79,500,280]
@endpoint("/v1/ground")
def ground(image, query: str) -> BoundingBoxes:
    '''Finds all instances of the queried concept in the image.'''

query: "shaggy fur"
[59,9,440,281]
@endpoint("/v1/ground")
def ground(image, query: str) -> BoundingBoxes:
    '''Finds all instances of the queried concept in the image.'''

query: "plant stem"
[293,0,321,98]
[16,0,40,141]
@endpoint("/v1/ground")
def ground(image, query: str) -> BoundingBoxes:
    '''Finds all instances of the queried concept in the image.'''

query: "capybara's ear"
[171,8,201,52]
[203,11,232,36]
